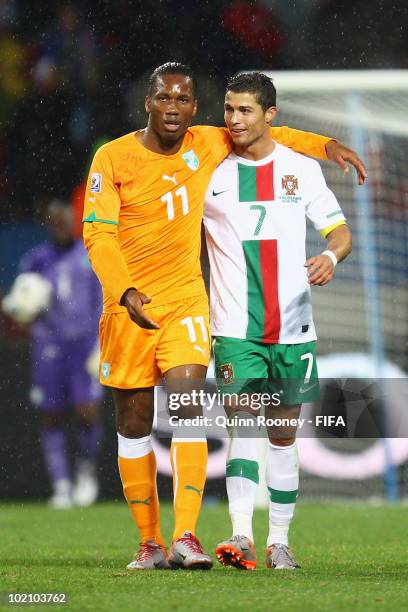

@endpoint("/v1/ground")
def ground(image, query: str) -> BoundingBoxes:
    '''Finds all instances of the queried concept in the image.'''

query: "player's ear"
[265,106,277,125]
[192,100,198,117]
[145,96,151,113]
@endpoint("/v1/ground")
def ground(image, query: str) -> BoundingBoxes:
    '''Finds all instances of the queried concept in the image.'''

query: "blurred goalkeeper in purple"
[4,200,103,508]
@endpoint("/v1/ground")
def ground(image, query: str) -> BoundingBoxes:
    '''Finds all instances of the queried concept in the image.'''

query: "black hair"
[148,62,198,98]
[226,72,276,111]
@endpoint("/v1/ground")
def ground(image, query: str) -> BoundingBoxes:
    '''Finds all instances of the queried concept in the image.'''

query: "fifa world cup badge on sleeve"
[90,173,102,193]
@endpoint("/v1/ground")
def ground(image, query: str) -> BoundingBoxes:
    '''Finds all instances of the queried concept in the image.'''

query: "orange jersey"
[83,126,330,313]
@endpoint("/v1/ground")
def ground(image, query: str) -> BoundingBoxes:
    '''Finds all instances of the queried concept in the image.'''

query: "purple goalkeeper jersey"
[19,240,101,341]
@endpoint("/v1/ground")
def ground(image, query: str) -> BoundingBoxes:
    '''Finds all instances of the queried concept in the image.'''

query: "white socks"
[266,441,299,547]
[225,413,259,542]
[117,433,152,459]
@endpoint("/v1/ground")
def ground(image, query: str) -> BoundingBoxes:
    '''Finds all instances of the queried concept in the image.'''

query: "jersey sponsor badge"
[90,173,102,193]
[101,362,110,379]
[182,149,199,171]
[219,363,234,385]
[281,175,298,196]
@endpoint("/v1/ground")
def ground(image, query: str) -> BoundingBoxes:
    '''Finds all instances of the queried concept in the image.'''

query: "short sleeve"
[304,161,346,237]
[271,126,330,160]
[193,126,232,165]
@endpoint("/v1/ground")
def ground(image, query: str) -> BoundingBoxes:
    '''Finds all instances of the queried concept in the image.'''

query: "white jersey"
[204,143,346,344]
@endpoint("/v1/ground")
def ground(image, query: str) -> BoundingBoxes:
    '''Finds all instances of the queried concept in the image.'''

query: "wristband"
[321,250,337,267]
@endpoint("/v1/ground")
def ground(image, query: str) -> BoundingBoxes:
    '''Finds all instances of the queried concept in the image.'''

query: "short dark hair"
[148,62,198,98]
[226,72,276,111]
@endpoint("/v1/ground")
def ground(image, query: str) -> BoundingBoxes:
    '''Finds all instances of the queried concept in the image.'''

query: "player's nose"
[165,99,180,115]
[230,111,242,124]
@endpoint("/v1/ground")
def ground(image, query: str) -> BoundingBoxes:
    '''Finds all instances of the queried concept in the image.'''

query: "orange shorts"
[98,294,210,389]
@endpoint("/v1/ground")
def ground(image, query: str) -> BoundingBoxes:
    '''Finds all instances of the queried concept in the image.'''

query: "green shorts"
[213,336,319,406]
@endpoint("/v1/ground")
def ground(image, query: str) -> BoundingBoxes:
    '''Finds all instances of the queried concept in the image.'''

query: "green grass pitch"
[1,501,407,611]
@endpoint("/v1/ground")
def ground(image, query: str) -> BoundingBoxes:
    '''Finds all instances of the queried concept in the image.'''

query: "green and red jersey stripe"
[238,161,274,202]
[243,239,280,342]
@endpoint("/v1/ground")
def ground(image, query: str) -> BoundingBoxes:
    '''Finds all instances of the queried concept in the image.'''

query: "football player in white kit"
[204,73,352,570]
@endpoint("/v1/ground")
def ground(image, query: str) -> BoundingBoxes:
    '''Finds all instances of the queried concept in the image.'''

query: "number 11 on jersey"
[161,186,189,220]
[180,316,208,342]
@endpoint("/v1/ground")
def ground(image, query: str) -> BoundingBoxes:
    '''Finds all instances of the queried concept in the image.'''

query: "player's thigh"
[213,336,269,411]
[268,341,319,406]
[155,295,211,374]
[30,339,68,411]
[99,312,160,389]
[164,363,207,418]
[67,337,103,408]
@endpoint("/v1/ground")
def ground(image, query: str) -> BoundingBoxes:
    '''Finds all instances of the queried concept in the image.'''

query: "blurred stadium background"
[1,0,408,505]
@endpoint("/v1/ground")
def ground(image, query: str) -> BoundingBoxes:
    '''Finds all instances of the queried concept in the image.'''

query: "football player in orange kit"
[83,62,366,570]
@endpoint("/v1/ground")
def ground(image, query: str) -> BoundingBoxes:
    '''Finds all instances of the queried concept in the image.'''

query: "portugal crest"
[219,363,234,385]
[282,175,298,196]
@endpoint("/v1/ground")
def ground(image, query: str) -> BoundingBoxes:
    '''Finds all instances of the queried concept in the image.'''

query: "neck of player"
[139,126,185,156]
[234,129,276,161]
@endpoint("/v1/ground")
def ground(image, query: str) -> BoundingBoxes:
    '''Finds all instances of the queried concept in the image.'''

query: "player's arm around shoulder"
[325,139,367,186]
[305,224,352,286]
[271,125,330,160]
[271,125,367,185]
[192,125,233,163]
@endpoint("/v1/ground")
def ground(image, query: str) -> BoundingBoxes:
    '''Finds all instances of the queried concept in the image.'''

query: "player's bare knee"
[113,388,154,438]
[116,406,152,437]
[266,405,299,445]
